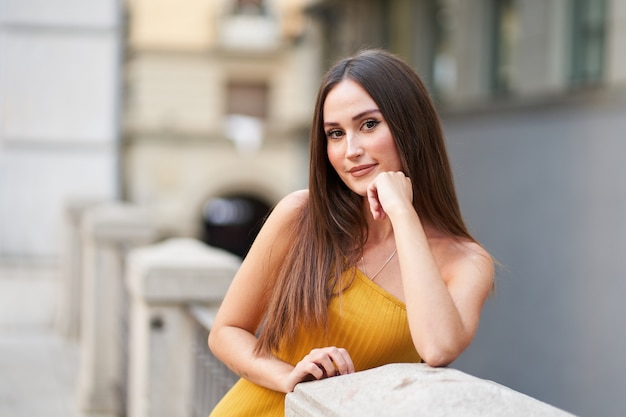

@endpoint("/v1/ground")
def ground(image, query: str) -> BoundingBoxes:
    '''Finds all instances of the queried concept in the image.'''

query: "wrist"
[386,203,417,221]
[272,363,297,393]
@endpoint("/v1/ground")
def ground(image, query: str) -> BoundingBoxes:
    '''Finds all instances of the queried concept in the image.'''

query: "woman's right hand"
[285,346,355,392]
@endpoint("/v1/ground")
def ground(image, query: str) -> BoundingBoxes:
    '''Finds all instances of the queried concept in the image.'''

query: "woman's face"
[324,79,403,196]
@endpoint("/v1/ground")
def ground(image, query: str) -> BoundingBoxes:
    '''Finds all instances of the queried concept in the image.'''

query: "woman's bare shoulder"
[437,237,494,283]
[234,190,310,281]
[268,189,308,221]
[457,239,491,263]
[279,189,309,210]
[260,189,309,233]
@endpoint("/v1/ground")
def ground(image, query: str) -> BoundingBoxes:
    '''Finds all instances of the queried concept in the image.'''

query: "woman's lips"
[348,164,376,177]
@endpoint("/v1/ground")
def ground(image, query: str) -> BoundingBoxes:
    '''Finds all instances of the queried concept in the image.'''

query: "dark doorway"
[201,194,271,258]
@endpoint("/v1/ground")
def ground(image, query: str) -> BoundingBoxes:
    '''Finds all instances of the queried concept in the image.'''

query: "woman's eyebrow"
[323,109,381,127]
[352,109,381,121]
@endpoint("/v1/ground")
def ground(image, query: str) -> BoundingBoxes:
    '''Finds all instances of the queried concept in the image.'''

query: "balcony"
[217,14,280,52]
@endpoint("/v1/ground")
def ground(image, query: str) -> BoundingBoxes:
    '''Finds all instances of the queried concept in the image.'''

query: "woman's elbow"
[418,339,470,367]
[421,352,454,368]
[207,327,221,356]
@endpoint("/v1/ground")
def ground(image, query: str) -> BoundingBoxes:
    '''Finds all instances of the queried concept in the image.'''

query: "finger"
[327,347,354,375]
[299,361,324,381]
[338,348,355,374]
[307,348,342,378]
[299,349,334,380]
[314,354,337,379]
[372,172,413,216]
[367,184,385,220]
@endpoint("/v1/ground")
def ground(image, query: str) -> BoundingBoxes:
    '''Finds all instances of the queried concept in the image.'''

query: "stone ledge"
[285,363,576,417]
[126,238,241,303]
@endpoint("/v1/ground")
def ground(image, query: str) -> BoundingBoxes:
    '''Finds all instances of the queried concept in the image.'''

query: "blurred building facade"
[0,0,120,263]
[310,0,625,101]
[122,0,322,256]
[0,0,322,264]
[306,1,626,417]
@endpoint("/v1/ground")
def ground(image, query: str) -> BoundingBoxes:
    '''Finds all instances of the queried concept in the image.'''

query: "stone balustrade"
[125,238,240,417]
[61,201,577,417]
[286,363,576,417]
[77,203,158,417]
[56,198,104,341]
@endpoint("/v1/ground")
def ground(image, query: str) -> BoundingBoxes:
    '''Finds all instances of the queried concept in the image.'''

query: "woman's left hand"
[367,171,413,220]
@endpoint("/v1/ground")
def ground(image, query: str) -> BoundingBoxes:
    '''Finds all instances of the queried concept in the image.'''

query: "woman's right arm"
[208,190,354,393]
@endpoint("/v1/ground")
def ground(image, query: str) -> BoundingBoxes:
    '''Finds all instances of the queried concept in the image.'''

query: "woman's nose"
[346,134,363,158]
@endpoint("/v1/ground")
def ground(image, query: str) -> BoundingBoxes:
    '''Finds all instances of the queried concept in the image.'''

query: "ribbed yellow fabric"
[208,268,421,417]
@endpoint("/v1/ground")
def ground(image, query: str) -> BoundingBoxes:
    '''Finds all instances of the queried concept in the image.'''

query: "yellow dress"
[209,268,421,417]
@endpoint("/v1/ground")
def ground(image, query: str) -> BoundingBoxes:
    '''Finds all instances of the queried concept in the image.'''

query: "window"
[490,0,519,94]
[233,0,265,16]
[432,0,457,97]
[225,82,268,153]
[570,0,607,85]
[226,82,268,119]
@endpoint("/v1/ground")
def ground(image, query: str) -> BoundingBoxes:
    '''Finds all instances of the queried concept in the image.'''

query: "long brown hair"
[255,49,475,355]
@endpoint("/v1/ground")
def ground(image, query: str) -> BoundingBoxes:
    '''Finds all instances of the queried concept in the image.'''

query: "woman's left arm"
[368,172,494,367]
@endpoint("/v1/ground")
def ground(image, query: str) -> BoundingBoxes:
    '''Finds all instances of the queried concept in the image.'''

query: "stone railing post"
[285,363,576,417]
[55,198,103,341]
[125,238,240,417]
[77,203,158,417]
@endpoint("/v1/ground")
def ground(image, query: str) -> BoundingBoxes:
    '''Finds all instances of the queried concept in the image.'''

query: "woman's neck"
[361,197,441,244]
[361,198,391,243]
[365,217,394,245]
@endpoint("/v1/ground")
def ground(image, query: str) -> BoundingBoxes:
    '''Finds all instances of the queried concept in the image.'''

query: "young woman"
[208,49,494,416]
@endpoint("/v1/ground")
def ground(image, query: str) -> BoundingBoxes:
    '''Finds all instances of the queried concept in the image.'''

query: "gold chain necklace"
[361,248,397,280]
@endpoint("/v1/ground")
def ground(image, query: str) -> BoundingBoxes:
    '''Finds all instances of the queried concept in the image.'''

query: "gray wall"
[445,90,626,417]
[0,0,120,260]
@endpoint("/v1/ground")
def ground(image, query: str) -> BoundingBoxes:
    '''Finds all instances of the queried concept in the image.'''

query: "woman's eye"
[363,120,379,130]
[326,130,343,139]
